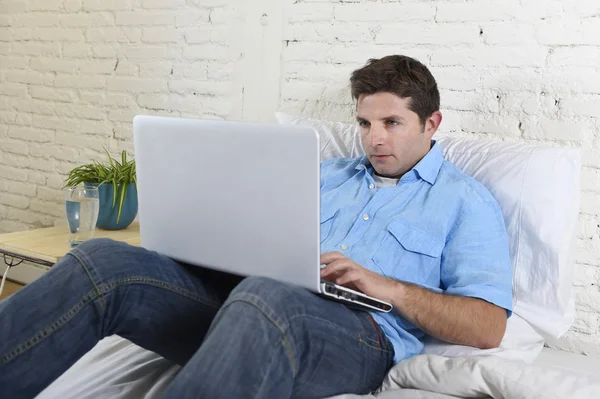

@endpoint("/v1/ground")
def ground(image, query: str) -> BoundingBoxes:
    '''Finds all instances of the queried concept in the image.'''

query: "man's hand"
[320,251,397,303]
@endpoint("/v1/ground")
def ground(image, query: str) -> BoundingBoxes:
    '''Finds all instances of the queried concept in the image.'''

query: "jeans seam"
[220,298,297,377]
[287,314,394,354]
[69,251,107,309]
[1,277,220,366]
[1,287,100,366]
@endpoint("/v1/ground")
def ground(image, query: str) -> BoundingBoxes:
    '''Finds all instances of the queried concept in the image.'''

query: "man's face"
[357,92,441,179]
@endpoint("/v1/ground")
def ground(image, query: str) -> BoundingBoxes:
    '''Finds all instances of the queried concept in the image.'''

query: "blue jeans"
[0,239,394,398]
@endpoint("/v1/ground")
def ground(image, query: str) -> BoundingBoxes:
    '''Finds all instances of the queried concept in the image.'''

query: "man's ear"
[424,111,443,139]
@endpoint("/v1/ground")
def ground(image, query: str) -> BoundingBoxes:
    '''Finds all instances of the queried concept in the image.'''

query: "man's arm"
[320,252,508,350]
[390,280,506,349]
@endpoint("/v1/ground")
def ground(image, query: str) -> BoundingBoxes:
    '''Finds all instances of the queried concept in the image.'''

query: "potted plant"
[63,149,138,230]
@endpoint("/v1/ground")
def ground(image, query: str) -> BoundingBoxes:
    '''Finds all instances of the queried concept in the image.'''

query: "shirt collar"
[355,141,443,185]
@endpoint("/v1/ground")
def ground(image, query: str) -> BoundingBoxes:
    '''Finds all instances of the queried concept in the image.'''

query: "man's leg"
[0,238,240,399]
[162,276,394,399]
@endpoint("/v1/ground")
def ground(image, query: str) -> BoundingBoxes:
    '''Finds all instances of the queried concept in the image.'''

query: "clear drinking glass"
[64,186,100,247]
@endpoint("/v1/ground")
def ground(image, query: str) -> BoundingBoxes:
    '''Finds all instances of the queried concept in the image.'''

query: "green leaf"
[117,182,128,224]
[112,178,118,208]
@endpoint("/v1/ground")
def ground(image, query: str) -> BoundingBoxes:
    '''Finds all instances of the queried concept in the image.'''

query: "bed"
[33,113,600,398]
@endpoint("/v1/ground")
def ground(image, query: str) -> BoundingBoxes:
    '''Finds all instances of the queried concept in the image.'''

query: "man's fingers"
[320,251,346,265]
[320,259,352,279]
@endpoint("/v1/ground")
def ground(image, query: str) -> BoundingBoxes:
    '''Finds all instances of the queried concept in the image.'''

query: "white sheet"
[36,336,600,399]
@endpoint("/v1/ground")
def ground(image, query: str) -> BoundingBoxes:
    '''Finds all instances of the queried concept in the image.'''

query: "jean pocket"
[355,311,393,352]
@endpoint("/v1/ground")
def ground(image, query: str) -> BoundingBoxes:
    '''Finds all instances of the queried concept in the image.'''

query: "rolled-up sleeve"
[441,199,513,316]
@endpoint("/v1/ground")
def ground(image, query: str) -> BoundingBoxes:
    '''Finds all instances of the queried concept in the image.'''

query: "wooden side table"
[0,222,141,268]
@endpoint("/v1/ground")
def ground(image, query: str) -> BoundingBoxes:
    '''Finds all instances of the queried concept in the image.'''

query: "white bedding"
[36,336,600,399]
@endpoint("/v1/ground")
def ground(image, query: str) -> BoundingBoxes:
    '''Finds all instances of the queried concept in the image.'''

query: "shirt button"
[369,183,375,190]
[362,214,369,221]
[340,244,348,250]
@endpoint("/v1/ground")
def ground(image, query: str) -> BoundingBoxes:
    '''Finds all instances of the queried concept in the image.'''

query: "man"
[0,55,512,399]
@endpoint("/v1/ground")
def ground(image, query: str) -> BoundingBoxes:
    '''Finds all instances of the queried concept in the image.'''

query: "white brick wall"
[1,0,599,355]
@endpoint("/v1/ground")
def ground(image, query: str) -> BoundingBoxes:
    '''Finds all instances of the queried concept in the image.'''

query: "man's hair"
[350,55,440,127]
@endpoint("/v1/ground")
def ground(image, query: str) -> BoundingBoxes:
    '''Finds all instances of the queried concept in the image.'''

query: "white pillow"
[275,112,582,361]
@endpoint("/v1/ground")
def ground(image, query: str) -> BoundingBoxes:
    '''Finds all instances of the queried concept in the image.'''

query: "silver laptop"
[133,115,392,313]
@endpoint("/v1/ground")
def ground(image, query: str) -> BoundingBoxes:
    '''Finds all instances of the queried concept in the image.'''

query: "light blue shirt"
[320,141,513,364]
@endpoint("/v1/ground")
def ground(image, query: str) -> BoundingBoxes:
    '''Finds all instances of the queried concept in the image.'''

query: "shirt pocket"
[372,219,444,283]
[320,207,339,244]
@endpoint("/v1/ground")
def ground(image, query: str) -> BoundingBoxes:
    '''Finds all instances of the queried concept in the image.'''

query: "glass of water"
[64,185,100,247]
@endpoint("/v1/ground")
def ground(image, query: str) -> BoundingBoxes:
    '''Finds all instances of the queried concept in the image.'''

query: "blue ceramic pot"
[86,183,138,230]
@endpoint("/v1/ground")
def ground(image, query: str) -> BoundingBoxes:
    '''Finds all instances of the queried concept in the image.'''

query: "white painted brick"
[107,77,168,92]
[0,83,28,98]
[168,80,230,96]
[107,110,140,123]
[117,44,180,60]
[284,42,332,62]
[7,127,54,143]
[440,90,499,114]
[536,20,600,45]
[0,56,29,69]
[0,15,10,27]
[6,207,55,227]
[0,0,27,13]
[142,27,183,43]
[0,165,28,182]
[0,180,36,197]
[80,92,136,108]
[63,43,118,59]
[114,60,139,76]
[5,71,54,86]
[139,61,173,77]
[2,140,29,156]
[582,168,600,192]
[29,86,78,103]
[37,187,63,203]
[436,1,531,22]
[285,22,371,43]
[580,192,600,216]
[54,132,106,151]
[550,47,600,67]
[86,27,141,43]
[143,0,185,9]
[173,62,208,79]
[335,3,434,22]
[30,58,79,73]
[579,216,600,240]
[0,220,32,233]
[209,7,242,25]
[64,0,83,12]
[183,44,232,61]
[432,46,548,68]
[483,23,537,45]
[0,43,10,54]
[430,67,480,91]
[522,120,586,142]
[560,96,600,118]
[15,99,55,116]
[0,111,17,124]
[175,10,210,27]
[573,263,599,287]
[54,104,106,121]
[583,148,600,169]
[575,286,600,313]
[29,199,64,219]
[184,27,213,44]
[83,0,134,11]
[116,11,175,26]
[572,310,599,335]
[60,13,114,28]
[12,14,61,27]
[32,115,79,133]
[79,60,118,75]
[11,42,61,57]
[500,92,557,116]
[376,23,478,45]
[28,171,47,186]
[285,62,355,83]
[12,28,85,42]
[137,94,230,115]
[460,113,521,137]
[54,74,106,89]
[542,68,600,95]
[287,3,334,22]
[45,174,68,190]
[329,44,429,65]
[282,80,325,101]
[0,193,30,210]
[28,0,64,11]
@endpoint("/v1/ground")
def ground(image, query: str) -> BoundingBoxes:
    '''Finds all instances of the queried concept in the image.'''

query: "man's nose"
[369,126,386,146]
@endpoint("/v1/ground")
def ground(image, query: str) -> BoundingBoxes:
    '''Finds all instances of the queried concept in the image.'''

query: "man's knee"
[225,276,312,321]
[69,238,147,277]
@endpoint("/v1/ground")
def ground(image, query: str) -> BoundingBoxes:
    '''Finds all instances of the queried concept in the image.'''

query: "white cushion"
[275,112,582,361]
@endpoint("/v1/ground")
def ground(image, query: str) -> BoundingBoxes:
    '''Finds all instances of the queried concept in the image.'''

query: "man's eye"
[358,121,370,127]
[386,120,399,126]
